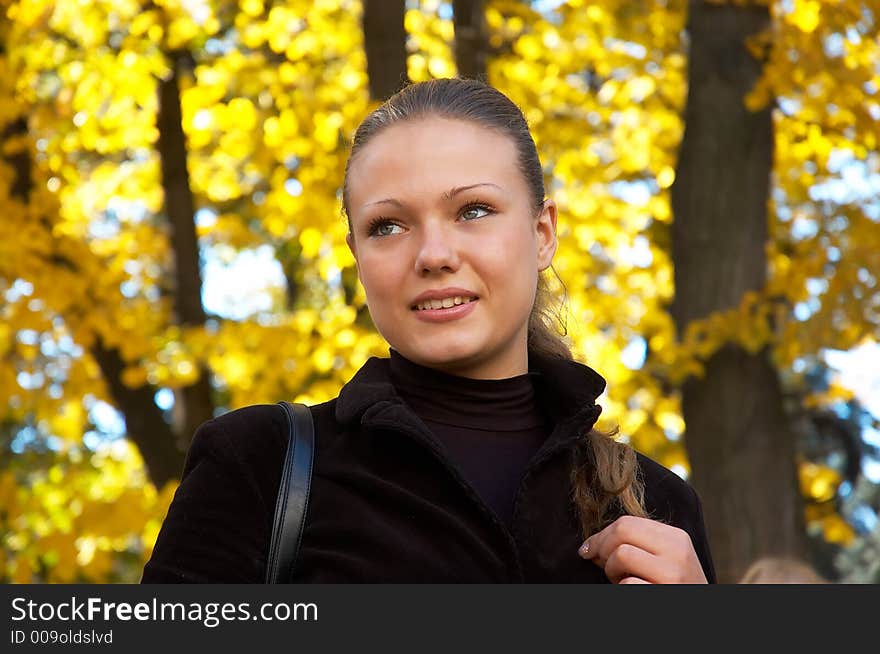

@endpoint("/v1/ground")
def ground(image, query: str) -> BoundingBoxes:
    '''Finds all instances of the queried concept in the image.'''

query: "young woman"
[141,78,716,584]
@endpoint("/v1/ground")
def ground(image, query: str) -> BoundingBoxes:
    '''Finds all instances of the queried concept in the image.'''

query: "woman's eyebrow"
[364,197,405,209]
[363,182,504,211]
[442,182,504,199]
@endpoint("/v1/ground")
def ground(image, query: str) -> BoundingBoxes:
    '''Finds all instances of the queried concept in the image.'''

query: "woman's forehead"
[346,117,523,206]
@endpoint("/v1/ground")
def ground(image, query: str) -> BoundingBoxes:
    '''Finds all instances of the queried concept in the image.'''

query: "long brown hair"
[342,78,646,537]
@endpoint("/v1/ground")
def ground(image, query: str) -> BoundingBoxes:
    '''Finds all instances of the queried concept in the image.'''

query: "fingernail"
[578,541,590,558]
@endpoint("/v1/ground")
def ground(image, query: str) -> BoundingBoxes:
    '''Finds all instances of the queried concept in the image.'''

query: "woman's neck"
[388,346,528,380]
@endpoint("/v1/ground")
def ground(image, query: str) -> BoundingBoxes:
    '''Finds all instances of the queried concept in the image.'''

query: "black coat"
[141,351,716,583]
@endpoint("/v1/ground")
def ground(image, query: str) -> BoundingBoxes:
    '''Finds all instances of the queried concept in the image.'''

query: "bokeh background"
[1,0,878,584]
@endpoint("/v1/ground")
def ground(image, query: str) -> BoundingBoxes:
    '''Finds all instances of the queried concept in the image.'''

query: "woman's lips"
[411,299,478,323]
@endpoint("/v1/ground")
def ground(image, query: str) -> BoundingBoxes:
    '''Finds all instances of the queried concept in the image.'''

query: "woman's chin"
[399,343,485,368]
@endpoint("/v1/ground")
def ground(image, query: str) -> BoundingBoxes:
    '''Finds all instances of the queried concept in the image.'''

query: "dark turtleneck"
[388,348,551,530]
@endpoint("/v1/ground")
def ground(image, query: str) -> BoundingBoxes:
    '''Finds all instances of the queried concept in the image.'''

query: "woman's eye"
[461,205,491,221]
[369,220,402,237]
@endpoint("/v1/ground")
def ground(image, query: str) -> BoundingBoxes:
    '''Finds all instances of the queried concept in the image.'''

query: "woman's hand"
[578,515,708,584]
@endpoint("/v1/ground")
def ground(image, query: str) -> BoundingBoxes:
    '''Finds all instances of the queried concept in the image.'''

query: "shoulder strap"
[265,401,315,584]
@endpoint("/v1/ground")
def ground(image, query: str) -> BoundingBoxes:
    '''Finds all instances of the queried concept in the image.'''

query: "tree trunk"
[156,50,215,451]
[453,0,487,80]
[3,118,30,198]
[362,0,409,101]
[91,342,185,487]
[670,0,808,582]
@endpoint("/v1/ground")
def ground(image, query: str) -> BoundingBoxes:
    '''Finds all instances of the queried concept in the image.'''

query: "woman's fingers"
[579,515,708,584]
[603,543,661,584]
[582,515,688,563]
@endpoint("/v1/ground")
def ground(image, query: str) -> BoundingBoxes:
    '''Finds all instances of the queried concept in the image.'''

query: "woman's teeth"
[415,296,477,311]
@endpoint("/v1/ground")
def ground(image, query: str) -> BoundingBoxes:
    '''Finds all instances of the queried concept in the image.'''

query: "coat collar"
[336,349,607,449]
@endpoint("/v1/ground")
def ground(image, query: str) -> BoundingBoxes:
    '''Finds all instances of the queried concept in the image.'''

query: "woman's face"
[345,117,557,379]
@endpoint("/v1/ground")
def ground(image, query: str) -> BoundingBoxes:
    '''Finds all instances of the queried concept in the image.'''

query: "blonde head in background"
[739,557,829,584]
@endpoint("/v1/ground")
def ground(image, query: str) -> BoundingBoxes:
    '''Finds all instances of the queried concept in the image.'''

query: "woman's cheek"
[362,269,405,321]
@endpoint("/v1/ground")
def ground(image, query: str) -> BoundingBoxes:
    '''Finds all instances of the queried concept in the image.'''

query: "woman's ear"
[536,199,558,272]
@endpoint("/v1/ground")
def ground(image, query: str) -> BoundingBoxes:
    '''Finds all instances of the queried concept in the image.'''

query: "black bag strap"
[265,401,315,584]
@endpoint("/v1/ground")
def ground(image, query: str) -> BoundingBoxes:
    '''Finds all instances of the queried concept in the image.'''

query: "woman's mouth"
[411,296,479,323]
[412,296,478,311]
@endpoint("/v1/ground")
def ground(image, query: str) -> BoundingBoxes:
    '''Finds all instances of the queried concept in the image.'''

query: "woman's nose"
[413,222,460,274]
